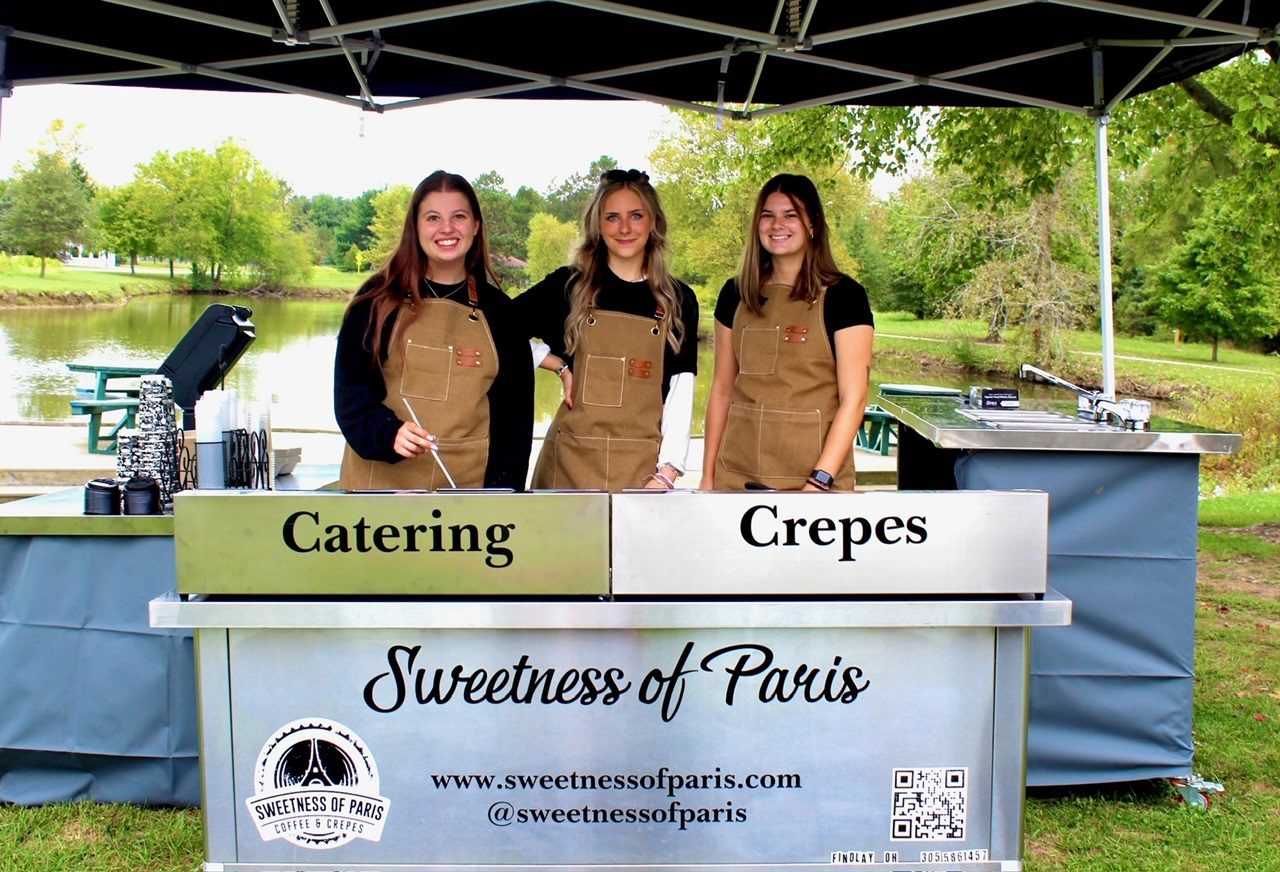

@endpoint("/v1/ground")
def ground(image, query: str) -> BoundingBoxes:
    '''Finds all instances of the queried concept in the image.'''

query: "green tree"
[300,193,347,265]
[649,109,885,307]
[743,53,1280,354]
[880,171,989,319]
[366,185,412,269]
[1114,52,1280,346]
[510,185,547,252]
[544,156,618,223]
[1152,195,1280,361]
[132,140,310,286]
[524,212,577,283]
[136,149,210,277]
[337,191,377,255]
[473,171,525,287]
[0,149,93,277]
[96,181,161,273]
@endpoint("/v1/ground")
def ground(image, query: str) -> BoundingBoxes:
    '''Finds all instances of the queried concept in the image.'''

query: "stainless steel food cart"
[878,390,1239,786]
[153,489,1068,871]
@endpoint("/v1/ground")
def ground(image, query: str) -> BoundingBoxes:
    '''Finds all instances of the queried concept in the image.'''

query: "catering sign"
[612,491,1048,595]
[174,491,610,595]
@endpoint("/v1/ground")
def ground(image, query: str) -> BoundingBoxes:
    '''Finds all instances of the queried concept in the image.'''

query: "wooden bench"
[68,398,140,454]
[856,404,897,456]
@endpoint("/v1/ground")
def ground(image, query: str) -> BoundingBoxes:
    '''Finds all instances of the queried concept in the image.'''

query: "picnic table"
[855,404,897,455]
[66,363,154,454]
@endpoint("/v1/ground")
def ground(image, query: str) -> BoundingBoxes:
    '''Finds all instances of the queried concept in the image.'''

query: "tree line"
[2,51,1277,360]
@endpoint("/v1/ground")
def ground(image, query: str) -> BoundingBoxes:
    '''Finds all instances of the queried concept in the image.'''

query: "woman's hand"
[539,354,574,409]
[559,367,574,409]
[644,464,680,490]
[394,420,437,459]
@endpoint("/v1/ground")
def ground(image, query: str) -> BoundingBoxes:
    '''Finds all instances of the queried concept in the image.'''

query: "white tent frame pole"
[1093,48,1117,400]
[1089,1,1227,397]
[743,0,788,113]
[0,27,8,142]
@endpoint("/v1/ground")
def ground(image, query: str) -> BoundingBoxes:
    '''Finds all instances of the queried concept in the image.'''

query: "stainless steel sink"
[984,420,1113,431]
[958,408,1116,432]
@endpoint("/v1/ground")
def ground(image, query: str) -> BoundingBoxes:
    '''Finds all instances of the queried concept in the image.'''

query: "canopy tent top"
[3,1,1277,118]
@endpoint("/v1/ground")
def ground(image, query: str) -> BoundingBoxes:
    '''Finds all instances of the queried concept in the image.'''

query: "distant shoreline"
[0,284,354,308]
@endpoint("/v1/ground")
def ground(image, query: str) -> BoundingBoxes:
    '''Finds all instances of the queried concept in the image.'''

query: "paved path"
[878,333,1274,376]
[0,422,897,496]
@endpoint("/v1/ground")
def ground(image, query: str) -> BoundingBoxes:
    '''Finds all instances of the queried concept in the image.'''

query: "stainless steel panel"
[196,630,238,861]
[152,591,1072,631]
[174,491,610,596]
[989,628,1031,859]
[208,625,1012,868]
[612,492,1048,596]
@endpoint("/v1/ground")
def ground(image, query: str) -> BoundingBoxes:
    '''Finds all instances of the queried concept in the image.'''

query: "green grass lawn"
[1023,494,1280,871]
[0,263,172,302]
[0,261,366,300]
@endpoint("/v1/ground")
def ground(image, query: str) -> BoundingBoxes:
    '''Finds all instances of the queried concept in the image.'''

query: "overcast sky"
[0,84,674,198]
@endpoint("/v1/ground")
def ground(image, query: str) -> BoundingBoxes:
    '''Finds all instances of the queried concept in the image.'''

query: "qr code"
[890,767,967,841]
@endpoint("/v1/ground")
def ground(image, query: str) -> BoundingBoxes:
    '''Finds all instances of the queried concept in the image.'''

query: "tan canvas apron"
[716,283,854,491]
[532,308,666,491]
[340,291,497,490]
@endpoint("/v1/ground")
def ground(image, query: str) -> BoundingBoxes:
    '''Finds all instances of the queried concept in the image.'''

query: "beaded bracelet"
[651,471,676,489]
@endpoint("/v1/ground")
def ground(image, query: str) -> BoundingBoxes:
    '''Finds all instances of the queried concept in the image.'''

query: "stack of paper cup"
[117,375,180,504]
[195,391,227,489]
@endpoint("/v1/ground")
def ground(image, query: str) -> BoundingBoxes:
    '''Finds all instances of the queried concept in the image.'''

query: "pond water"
[0,294,985,432]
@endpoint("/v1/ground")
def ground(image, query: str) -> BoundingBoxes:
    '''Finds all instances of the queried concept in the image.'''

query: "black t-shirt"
[514,265,700,398]
[714,275,874,351]
[333,276,533,490]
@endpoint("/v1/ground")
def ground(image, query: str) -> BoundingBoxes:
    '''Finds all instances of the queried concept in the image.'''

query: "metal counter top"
[151,590,1071,630]
[0,487,174,536]
[0,464,338,537]
[878,393,1241,454]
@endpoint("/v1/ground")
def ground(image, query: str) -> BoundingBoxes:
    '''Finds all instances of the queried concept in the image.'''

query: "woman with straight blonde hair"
[516,168,699,491]
[702,173,874,492]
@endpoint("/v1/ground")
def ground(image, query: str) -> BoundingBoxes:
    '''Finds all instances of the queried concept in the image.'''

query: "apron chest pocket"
[738,326,779,375]
[581,355,626,407]
[401,341,452,401]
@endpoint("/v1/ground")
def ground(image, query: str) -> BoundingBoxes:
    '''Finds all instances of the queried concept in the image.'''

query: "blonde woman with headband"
[515,169,699,492]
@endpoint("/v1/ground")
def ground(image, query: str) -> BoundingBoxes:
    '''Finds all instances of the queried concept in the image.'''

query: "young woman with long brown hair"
[334,170,533,490]
[516,169,699,492]
[702,173,874,492]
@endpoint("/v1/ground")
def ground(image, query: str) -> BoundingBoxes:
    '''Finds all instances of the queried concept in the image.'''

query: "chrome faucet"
[1018,364,1151,430]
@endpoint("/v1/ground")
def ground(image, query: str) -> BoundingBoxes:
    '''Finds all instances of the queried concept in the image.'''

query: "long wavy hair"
[346,170,499,363]
[564,169,684,355]
[737,173,843,317]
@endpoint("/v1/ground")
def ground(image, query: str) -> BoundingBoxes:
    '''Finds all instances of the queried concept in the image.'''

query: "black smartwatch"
[808,468,834,490]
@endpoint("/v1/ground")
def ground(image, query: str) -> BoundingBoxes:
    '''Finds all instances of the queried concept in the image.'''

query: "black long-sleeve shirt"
[333,279,533,489]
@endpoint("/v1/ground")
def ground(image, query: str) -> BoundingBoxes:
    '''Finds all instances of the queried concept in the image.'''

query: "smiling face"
[417,190,477,276]
[599,187,652,272]
[757,191,812,261]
